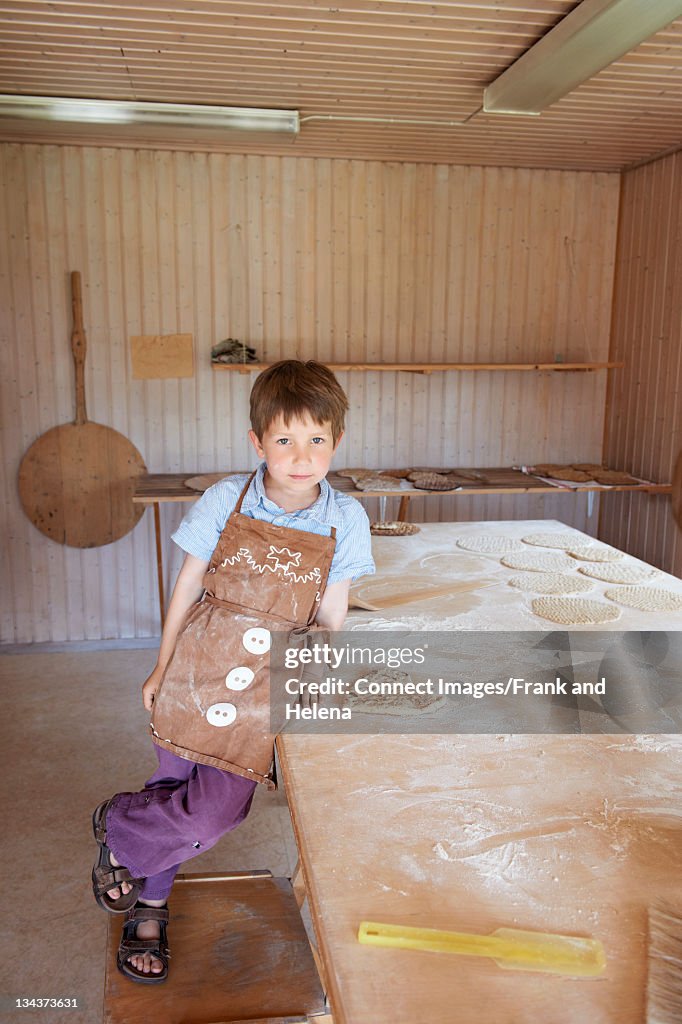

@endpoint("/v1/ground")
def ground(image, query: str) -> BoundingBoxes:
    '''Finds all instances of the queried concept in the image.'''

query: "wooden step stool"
[102,870,328,1024]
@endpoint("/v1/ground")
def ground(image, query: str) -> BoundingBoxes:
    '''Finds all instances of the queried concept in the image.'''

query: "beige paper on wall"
[130,333,194,379]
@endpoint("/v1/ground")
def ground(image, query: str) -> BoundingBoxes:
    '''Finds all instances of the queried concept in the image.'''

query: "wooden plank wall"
[600,151,682,575]
[0,144,619,643]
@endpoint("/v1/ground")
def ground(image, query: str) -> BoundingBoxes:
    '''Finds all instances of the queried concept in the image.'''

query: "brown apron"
[150,473,336,790]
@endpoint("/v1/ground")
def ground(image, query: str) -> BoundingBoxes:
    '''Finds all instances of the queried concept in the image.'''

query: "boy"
[91,360,375,982]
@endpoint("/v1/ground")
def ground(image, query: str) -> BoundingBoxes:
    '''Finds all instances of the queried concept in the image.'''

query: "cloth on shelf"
[211,338,259,364]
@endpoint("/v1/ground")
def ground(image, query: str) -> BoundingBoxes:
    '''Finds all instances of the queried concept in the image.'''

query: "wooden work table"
[276,520,682,1024]
[278,733,682,1024]
[133,472,671,626]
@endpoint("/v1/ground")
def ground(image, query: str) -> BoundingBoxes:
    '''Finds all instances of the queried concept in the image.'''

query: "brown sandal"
[117,903,170,984]
[92,798,143,913]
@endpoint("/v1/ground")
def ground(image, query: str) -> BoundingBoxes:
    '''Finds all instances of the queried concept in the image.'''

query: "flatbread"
[531,464,567,476]
[604,586,682,612]
[592,470,640,485]
[355,474,403,491]
[407,468,449,480]
[456,536,524,554]
[501,551,576,572]
[508,572,594,594]
[411,472,461,491]
[337,468,374,479]
[568,546,624,562]
[522,532,583,549]
[378,468,412,479]
[532,464,593,482]
[370,521,420,536]
[531,597,621,624]
[578,563,660,584]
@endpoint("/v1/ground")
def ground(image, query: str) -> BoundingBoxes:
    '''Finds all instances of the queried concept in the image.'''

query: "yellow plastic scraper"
[357,920,606,977]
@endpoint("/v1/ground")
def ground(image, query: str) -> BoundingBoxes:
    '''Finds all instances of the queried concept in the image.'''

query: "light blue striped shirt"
[172,463,375,585]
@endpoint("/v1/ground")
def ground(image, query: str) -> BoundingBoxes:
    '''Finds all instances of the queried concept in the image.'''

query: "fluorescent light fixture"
[0,95,300,134]
[484,0,682,115]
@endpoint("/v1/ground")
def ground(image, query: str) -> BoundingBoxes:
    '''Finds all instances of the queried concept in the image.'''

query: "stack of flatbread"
[531,463,640,485]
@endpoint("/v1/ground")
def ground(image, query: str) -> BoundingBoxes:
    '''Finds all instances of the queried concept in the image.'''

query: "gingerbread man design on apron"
[150,473,336,790]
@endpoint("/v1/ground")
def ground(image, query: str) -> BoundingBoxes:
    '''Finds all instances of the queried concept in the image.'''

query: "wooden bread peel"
[184,472,232,491]
[349,578,497,611]
[673,450,682,535]
[18,271,147,547]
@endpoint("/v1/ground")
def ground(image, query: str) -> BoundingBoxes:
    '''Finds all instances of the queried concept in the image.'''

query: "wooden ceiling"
[1,1,681,170]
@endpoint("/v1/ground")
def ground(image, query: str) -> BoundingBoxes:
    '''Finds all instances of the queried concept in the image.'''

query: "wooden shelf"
[211,361,624,374]
[133,471,671,504]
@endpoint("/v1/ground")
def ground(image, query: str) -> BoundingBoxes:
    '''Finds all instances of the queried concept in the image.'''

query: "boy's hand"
[142,665,165,711]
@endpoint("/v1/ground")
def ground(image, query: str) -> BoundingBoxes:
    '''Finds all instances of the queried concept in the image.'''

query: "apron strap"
[234,470,258,513]
[234,470,338,543]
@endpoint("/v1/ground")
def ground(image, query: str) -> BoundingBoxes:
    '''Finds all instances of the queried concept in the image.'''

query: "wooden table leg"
[397,496,410,522]
[291,859,334,1011]
[292,859,307,909]
[153,501,166,628]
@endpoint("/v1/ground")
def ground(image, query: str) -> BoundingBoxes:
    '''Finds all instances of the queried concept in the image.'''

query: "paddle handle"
[71,270,87,424]
[673,450,682,533]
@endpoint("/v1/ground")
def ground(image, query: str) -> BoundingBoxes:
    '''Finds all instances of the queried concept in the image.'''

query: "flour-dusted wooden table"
[277,520,682,1024]
[133,474,671,626]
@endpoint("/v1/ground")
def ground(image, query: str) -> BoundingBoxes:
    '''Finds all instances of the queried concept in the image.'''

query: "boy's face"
[248,414,343,498]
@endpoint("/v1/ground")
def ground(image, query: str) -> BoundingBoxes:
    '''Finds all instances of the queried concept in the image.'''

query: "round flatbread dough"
[522,532,583,549]
[419,553,486,574]
[531,597,621,624]
[568,546,624,562]
[501,551,576,572]
[578,563,660,584]
[604,586,682,612]
[456,536,524,554]
[508,572,594,594]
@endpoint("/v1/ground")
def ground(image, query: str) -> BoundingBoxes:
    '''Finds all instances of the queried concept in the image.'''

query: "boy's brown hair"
[250,360,349,443]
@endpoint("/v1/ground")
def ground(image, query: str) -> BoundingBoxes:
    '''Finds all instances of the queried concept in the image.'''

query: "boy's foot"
[124,899,166,976]
[92,799,143,913]
[108,852,133,901]
[117,902,170,984]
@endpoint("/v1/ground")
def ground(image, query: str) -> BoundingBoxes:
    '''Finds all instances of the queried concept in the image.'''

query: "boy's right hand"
[142,665,165,711]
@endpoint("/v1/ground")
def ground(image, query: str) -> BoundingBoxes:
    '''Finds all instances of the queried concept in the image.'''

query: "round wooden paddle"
[18,271,147,548]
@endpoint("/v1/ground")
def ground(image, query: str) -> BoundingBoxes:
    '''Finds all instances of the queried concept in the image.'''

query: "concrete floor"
[0,648,300,1024]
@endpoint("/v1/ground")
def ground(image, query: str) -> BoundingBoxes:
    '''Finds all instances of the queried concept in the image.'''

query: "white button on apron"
[206,703,237,728]
[242,627,271,654]
[225,667,255,691]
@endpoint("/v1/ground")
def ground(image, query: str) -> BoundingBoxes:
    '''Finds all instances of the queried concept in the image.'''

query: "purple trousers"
[105,746,257,900]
